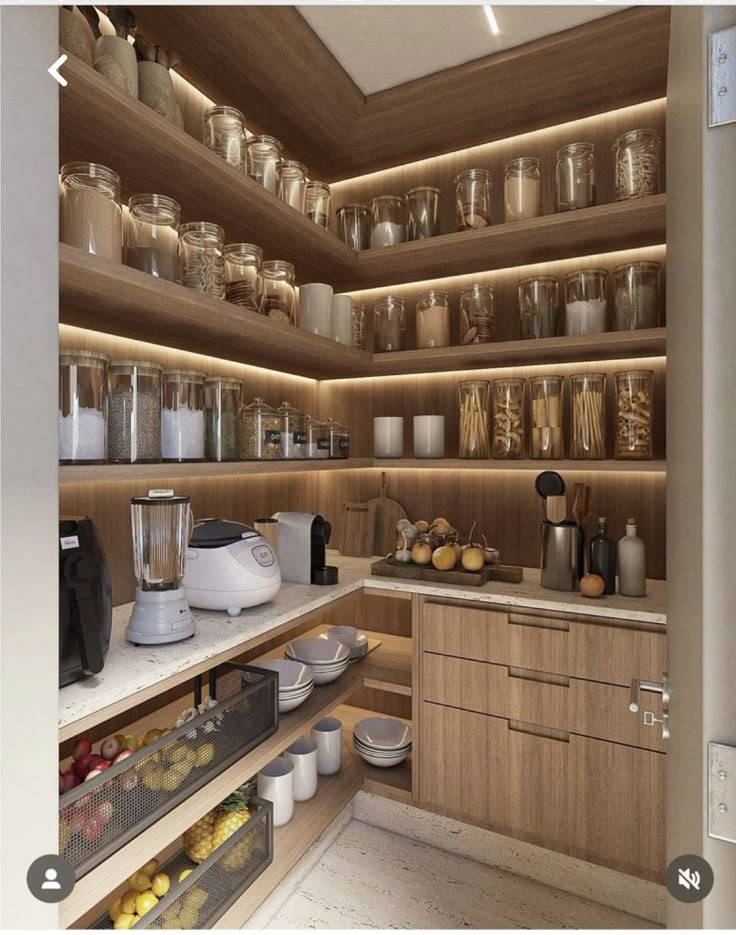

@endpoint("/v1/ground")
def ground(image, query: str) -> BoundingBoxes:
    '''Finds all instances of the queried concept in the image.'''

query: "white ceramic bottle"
[617,517,647,596]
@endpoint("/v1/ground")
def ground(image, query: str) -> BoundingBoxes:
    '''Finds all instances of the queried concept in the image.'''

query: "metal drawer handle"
[629,674,670,740]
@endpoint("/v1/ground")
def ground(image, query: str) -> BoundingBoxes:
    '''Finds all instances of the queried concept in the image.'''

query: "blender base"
[126,587,195,645]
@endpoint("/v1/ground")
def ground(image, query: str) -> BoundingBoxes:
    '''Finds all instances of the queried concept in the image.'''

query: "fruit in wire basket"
[135,890,159,917]
[113,912,137,930]
[151,872,170,897]
[182,785,251,864]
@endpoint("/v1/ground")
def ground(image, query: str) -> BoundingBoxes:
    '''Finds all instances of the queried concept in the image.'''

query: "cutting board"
[362,472,408,556]
[371,557,524,587]
[338,501,377,557]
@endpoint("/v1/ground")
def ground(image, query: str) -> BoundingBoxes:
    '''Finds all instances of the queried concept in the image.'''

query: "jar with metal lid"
[246,135,283,193]
[179,221,225,299]
[563,268,609,336]
[306,416,330,459]
[107,359,161,463]
[504,157,542,222]
[615,370,653,460]
[240,397,281,460]
[492,378,525,459]
[460,284,495,344]
[325,418,350,459]
[459,380,491,459]
[530,375,563,459]
[415,290,450,349]
[555,142,596,211]
[336,204,370,251]
[262,260,296,324]
[614,129,661,200]
[518,276,559,339]
[570,373,606,459]
[406,186,440,240]
[305,181,331,228]
[203,105,246,170]
[613,261,661,331]
[224,243,262,312]
[370,196,406,248]
[277,401,307,460]
[59,350,108,463]
[277,160,307,212]
[374,296,406,352]
[455,168,491,230]
[60,162,122,261]
[351,301,367,350]
[125,193,180,282]
[161,369,206,462]
[205,377,243,462]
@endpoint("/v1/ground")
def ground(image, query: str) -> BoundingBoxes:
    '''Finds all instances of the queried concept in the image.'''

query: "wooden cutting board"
[338,501,377,557]
[371,557,524,587]
[362,472,407,556]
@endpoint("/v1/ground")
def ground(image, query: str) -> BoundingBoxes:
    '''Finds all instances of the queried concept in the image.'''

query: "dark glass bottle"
[590,516,616,594]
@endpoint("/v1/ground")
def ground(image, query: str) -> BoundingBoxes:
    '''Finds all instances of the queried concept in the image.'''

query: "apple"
[85,761,111,782]
[101,736,122,762]
[72,737,92,762]
[461,547,485,571]
[113,749,134,764]
[410,542,432,566]
[432,545,457,571]
[61,769,79,794]
[580,573,605,598]
[74,752,95,780]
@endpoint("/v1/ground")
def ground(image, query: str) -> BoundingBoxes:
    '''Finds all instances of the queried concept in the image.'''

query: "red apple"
[61,769,79,794]
[59,771,66,794]
[113,749,134,764]
[96,801,114,825]
[84,761,111,782]
[74,752,95,780]
[82,813,104,842]
[71,737,92,761]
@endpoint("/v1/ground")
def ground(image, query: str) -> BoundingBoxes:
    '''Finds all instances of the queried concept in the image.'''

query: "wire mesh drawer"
[60,664,278,879]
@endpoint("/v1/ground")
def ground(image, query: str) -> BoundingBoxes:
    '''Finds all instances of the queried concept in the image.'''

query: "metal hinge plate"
[708,742,736,843]
[709,25,736,127]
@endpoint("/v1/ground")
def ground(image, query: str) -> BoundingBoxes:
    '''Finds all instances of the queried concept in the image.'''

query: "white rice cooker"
[183,518,281,616]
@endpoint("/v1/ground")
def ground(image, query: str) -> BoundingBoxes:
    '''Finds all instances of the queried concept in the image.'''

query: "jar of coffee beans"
[240,397,281,460]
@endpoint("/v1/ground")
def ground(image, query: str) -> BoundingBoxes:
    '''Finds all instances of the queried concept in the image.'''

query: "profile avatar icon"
[41,868,61,890]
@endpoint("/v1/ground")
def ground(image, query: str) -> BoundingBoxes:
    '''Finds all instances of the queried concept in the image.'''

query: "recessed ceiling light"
[484,5,501,36]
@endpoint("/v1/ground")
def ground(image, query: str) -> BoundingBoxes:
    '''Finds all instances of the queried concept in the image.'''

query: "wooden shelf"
[336,704,413,805]
[373,459,667,473]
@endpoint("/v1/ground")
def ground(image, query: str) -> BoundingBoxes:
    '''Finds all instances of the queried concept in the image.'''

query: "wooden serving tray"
[371,557,524,587]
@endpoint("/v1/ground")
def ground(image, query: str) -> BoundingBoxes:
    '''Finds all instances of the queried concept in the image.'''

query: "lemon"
[183,887,209,910]
[128,871,151,893]
[194,742,215,767]
[120,891,138,915]
[160,769,182,793]
[113,913,136,930]
[151,872,170,898]
[178,868,193,883]
[178,906,199,928]
[108,897,122,922]
[135,890,159,917]
[141,858,159,877]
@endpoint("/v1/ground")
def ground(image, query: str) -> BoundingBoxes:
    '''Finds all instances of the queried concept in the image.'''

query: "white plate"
[353,744,409,769]
[285,637,350,665]
[354,717,413,750]
[256,658,313,691]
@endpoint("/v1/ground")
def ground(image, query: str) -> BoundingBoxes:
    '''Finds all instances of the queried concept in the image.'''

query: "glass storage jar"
[107,359,161,463]
[277,160,307,212]
[570,373,606,460]
[161,369,206,462]
[460,284,496,344]
[351,301,367,350]
[59,350,108,463]
[555,142,596,212]
[455,168,491,230]
[613,261,661,331]
[615,370,653,460]
[337,204,371,251]
[504,157,542,222]
[406,186,440,240]
[60,162,122,261]
[374,296,406,352]
[530,375,563,459]
[563,268,609,336]
[224,242,263,312]
[179,221,225,299]
[458,380,491,459]
[325,418,350,459]
[205,377,243,462]
[370,196,406,248]
[246,135,283,193]
[125,193,180,281]
[240,397,281,460]
[262,260,296,324]
[306,416,330,459]
[415,290,450,349]
[305,181,331,228]
[277,401,307,460]
[614,129,661,200]
[203,105,246,170]
[518,276,559,339]
[492,378,525,459]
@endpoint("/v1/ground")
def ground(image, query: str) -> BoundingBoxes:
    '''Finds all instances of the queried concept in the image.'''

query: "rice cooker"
[183,518,281,616]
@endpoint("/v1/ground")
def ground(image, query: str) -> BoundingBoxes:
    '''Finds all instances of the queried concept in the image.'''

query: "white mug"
[413,415,445,458]
[331,294,353,345]
[257,757,294,826]
[311,717,343,776]
[374,416,404,458]
[298,283,333,337]
[284,737,318,802]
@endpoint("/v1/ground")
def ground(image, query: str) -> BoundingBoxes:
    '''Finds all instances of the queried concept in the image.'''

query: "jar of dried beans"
[614,129,661,201]
[179,222,225,299]
[613,261,661,331]
[107,359,161,463]
[615,370,653,459]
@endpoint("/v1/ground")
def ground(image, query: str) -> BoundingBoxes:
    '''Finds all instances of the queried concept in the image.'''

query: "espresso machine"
[272,512,337,585]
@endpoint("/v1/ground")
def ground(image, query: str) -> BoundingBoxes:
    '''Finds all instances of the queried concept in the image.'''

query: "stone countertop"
[59,553,666,733]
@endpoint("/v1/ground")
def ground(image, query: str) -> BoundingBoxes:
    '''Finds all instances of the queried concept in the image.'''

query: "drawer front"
[570,620,666,686]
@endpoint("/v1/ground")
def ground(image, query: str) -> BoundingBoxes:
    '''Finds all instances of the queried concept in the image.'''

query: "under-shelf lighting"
[484,5,501,36]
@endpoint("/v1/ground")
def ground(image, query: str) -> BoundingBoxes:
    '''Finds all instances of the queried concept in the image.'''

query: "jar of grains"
[277,160,307,213]
[530,376,563,459]
[374,296,406,352]
[326,419,350,459]
[59,351,109,463]
[262,260,296,324]
[518,276,559,339]
[460,284,495,344]
[246,135,283,193]
[458,380,491,459]
[615,370,653,460]
[224,242,263,312]
[504,157,542,222]
[405,186,441,240]
[161,370,206,462]
[277,401,308,460]
[415,290,450,348]
[370,196,406,248]
[179,222,225,298]
[613,129,661,201]
[455,168,491,230]
[240,397,281,460]
[613,261,661,330]
[555,142,596,211]
[492,378,525,459]
[107,360,161,463]
[60,162,122,261]
[305,181,331,228]
[205,377,243,461]
[202,105,246,171]
[563,269,609,336]
[351,301,367,350]
[306,416,330,459]
[126,193,180,282]
[337,204,371,251]
[570,373,606,460]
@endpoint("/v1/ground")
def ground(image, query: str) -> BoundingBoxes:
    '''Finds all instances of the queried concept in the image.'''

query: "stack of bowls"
[285,637,350,685]
[353,716,412,768]
[327,625,369,662]
[256,659,314,713]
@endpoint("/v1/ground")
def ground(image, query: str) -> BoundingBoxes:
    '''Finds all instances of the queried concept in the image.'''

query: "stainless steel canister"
[540,521,585,591]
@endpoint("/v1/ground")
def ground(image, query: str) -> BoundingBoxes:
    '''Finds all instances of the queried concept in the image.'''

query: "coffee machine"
[272,512,337,585]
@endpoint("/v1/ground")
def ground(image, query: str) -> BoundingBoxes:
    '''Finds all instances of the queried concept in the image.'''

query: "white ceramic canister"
[374,416,404,458]
[284,737,319,802]
[413,415,445,458]
[311,717,343,776]
[298,283,333,337]
[331,294,354,345]
[257,757,294,827]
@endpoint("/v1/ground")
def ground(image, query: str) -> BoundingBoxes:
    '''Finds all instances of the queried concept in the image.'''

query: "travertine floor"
[265,819,657,930]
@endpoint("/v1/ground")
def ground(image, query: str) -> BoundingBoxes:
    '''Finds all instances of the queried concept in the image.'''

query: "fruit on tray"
[393,516,499,572]
[183,785,251,865]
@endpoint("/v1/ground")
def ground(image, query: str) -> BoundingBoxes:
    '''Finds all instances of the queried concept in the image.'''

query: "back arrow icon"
[48,54,68,87]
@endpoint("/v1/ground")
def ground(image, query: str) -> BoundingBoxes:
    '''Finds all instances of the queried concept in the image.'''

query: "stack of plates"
[285,637,350,685]
[353,716,413,768]
[256,658,314,713]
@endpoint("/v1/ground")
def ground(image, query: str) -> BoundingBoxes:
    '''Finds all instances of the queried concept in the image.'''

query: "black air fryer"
[59,516,112,687]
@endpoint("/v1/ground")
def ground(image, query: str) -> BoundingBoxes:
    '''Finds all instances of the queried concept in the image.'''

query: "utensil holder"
[540,521,585,591]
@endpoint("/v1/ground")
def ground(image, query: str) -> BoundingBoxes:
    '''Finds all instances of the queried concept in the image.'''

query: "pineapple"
[212,787,251,852]
[181,786,252,867]
[182,810,216,863]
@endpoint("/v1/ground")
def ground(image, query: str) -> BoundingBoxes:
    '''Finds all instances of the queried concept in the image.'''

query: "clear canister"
[125,193,180,282]
[337,204,371,251]
[224,242,263,312]
[179,221,225,299]
[60,162,122,261]
[614,129,661,201]
[563,268,608,336]
[161,369,205,462]
[530,376,563,460]
[459,380,491,459]
[492,378,525,459]
[351,301,367,350]
[415,290,450,349]
[455,168,491,230]
[306,416,330,459]
[613,261,661,331]
[246,135,283,193]
[570,373,606,460]
[203,105,246,171]
[277,160,307,212]
[107,360,161,463]
[555,142,596,212]
[370,196,406,248]
[518,276,559,339]
[262,260,296,324]
[277,401,307,460]
[240,397,281,460]
[406,186,440,240]
[504,157,542,222]
[460,284,495,344]
[374,296,406,352]
[325,418,350,459]
[305,181,331,228]
[615,370,653,460]
[205,377,243,462]
[58,350,109,463]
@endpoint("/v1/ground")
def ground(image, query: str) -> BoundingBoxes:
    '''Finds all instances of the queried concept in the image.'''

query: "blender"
[126,489,195,644]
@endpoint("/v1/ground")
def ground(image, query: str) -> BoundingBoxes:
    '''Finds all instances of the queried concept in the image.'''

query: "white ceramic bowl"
[353,717,413,750]
[279,685,314,713]
[285,637,350,665]
[353,735,411,754]
[304,662,350,685]
[256,658,313,691]
[352,743,410,769]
